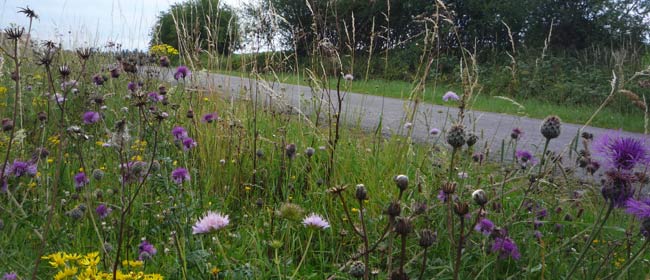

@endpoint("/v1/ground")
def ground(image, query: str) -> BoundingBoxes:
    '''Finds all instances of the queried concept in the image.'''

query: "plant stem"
[359,200,370,280]
[291,231,314,279]
[614,238,650,280]
[566,202,614,279]
[538,138,550,176]
[454,217,465,280]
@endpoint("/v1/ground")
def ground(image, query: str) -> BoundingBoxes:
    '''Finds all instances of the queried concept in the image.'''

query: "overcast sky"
[0,0,244,50]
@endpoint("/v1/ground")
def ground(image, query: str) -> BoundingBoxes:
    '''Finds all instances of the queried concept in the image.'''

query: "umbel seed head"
[394,174,409,191]
[447,124,466,148]
[348,261,366,278]
[472,189,488,206]
[541,115,561,140]
[355,184,367,201]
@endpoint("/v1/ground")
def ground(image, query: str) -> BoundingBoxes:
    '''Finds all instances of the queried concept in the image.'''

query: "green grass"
[212,69,645,133]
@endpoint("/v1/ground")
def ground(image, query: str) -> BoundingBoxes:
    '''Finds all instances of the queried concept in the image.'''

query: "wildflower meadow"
[1,2,650,280]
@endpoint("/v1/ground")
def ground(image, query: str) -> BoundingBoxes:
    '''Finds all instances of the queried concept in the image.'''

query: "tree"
[150,0,240,55]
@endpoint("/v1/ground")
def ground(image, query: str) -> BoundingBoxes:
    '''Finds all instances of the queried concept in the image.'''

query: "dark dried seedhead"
[348,261,366,278]
[386,201,401,217]
[442,181,457,195]
[37,111,47,122]
[1,118,14,132]
[394,217,413,236]
[76,47,93,60]
[418,229,436,248]
[394,174,409,191]
[36,49,56,66]
[58,65,71,78]
[327,184,348,195]
[453,202,469,217]
[4,25,24,40]
[18,6,38,19]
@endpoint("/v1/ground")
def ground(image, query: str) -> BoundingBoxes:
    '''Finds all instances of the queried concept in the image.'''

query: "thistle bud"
[355,184,368,201]
[447,124,466,148]
[418,229,436,248]
[304,147,315,158]
[540,115,561,140]
[472,189,488,206]
[386,201,401,217]
[466,133,478,147]
[394,174,409,191]
[285,144,296,159]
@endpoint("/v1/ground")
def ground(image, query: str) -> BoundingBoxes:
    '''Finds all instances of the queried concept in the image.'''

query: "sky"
[0,0,244,50]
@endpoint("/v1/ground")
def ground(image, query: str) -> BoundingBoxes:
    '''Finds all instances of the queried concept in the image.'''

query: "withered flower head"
[18,6,38,19]
[4,25,24,40]
[76,47,93,60]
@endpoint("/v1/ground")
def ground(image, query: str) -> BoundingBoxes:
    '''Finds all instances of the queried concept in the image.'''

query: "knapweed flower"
[491,236,521,260]
[74,172,89,190]
[511,127,523,140]
[147,92,164,103]
[96,204,112,219]
[429,128,440,136]
[192,211,230,234]
[138,240,157,260]
[302,213,330,230]
[1,272,17,280]
[92,74,104,86]
[9,160,37,177]
[593,132,650,170]
[174,66,190,80]
[442,91,460,102]
[172,126,188,140]
[625,198,650,219]
[516,150,537,166]
[171,168,190,184]
[601,170,635,208]
[202,113,218,123]
[82,111,100,124]
[182,137,197,151]
[475,218,494,236]
[344,74,354,81]
[127,81,138,92]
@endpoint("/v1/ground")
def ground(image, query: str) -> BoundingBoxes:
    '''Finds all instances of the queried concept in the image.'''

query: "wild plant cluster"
[1,6,650,280]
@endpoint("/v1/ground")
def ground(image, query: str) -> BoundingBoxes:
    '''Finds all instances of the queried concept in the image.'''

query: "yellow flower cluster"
[42,251,163,280]
[0,86,7,95]
[131,140,147,153]
[149,44,179,57]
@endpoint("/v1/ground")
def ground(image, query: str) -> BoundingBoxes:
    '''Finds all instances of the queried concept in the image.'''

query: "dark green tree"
[150,0,240,55]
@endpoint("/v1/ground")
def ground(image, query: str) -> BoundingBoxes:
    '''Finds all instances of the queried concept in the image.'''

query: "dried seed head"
[58,65,71,78]
[355,184,368,201]
[442,181,457,195]
[418,229,436,248]
[304,147,315,158]
[37,111,47,122]
[1,118,14,132]
[285,144,296,159]
[386,201,401,217]
[453,202,469,217]
[4,25,24,40]
[76,47,93,60]
[394,217,413,236]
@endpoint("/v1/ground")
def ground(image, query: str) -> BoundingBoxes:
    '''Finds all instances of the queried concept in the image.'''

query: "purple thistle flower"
[82,111,101,124]
[147,92,164,103]
[96,204,112,219]
[437,190,448,203]
[624,198,650,219]
[202,113,218,123]
[429,128,440,136]
[92,74,105,86]
[491,236,521,260]
[172,126,188,140]
[171,168,190,184]
[511,127,523,140]
[127,81,138,92]
[2,272,18,280]
[74,172,89,190]
[515,150,536,165]
[138,240,157,260]
[601,170,635,208]
[593,132,650,170]
[442,91,460,102]
[534,230,543,240]
[536,208,548,219]
[53,93,66,104]
[174,66,190,80]
[474,218,494,236]
[182,137,197,151]
[9,160,37,177]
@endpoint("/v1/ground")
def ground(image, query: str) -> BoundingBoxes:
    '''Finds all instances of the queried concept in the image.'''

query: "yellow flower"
[203,97,209,102]
[0,87,7,95]
[351,208,359,213]
[28,181,37,188]
[47,158,54,163]
[43,252,66,268]
[78,252,100,267]
[54,266,78,280]
[211,267,221,275]
[245,186,251,191]
[96,141,105,146]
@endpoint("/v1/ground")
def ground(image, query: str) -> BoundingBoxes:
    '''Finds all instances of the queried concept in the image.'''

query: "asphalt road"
[149,67,648,164]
